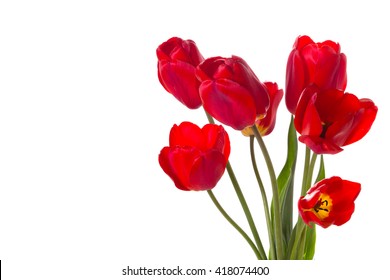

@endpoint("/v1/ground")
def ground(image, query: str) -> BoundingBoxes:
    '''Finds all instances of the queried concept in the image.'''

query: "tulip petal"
[257,82,283,136]
[314,45,342,89]
[189,151,227,191]
[200,79,257,130]
[344,99,378,145]
[299,135,343,154]
[159,146,202,191]
[286,50,307,114]
[201,124,231,160]
[169,122,204,149]
[294,35,315,49]
[300,93,322,137]
[159,147,190,191]
[158,60,202,109]
[300,43,318,82]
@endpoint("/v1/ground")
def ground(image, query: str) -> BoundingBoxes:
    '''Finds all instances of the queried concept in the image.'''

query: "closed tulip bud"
[159,122,230,191]
[286,35,347,114]
[157,37,204,109]
[196,55,270,130]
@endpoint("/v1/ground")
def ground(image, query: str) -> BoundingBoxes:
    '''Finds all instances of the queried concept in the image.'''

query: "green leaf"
[304,225,316,260]
[272,116,298,251]
[286,221,298,259]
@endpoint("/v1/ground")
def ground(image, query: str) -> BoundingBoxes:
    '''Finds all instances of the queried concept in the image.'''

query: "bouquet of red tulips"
[156,35,378,260]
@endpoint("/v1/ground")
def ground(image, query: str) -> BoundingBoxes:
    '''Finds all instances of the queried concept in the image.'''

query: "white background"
[1,0,389,279]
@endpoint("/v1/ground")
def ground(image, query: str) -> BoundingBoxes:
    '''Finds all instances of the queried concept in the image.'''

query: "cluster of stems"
[206,112,321,260]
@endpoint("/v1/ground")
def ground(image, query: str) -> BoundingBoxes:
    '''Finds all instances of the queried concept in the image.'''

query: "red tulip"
[286,35,347,114]
[157,37,204,109]
[242,82,283,136]
[298,176,361,228]
[159,122,230,191]
[196,55,270,130]
[294,85,377,154]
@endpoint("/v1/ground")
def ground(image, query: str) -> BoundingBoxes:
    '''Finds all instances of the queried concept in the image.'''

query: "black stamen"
[314,200,329,213]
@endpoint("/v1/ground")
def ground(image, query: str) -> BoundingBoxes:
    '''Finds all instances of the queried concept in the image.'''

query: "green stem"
[300,147,311,196]
[296,225,307,259]
[288,218,305,259]
[207,190,261,259]
[249,136,276,259]
[205,111,215,124]
[305,152,318,193]
[251,125,284,260]
[204,110,266,259]
[293,149,318,259]
[225,162,267,259]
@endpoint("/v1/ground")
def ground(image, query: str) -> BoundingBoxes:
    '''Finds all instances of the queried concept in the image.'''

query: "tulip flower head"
[294,85,377,154]
[298,177,361,228]
[159,122,230,191]
[196,55,270,130]
[286,35,347,114]
[157,37,204,109]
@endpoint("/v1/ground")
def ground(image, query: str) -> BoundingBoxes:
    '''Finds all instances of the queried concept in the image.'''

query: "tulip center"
[312,194,332,220]
[320,123,330,138]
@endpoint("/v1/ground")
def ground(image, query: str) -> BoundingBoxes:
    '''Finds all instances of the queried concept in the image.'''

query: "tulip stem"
[293,147,318,259]
[207,190,262,260]
[204,110,267,259]
[205,111,215,124]
[290,218,307,259]
[301,147,311,196]
[225,161,267,259]
[251,125,284,260]
[301,147,318,195]
[249,136,276,259]
[306,152,318,191]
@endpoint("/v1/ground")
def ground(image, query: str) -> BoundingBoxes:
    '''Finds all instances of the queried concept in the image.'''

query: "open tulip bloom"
[156,35,378,260]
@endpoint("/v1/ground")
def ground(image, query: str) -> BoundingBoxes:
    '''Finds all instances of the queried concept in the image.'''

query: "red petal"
[344,98,378,145]
[196,56,229,81]
[189,150,227,190]
[320,91,359,123]
[286,50,307,114]
[200,79,257,130]
[258,82,283,135]
[294,35,315,49]
[158,60,202,109]
[201,124,230,160]
[159,146,201,191]
[299,135,343,154]
[299,93,322,136]
[230,56,270,115]
[330,180,361,226]
[332,205,355,226]
[334,53,347,90]
[318,40,340,53]
[314,45,340,88]
[330,180,361,207]
[158,147,189,191]
[294,86,317,133]
[169,122,205,149]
